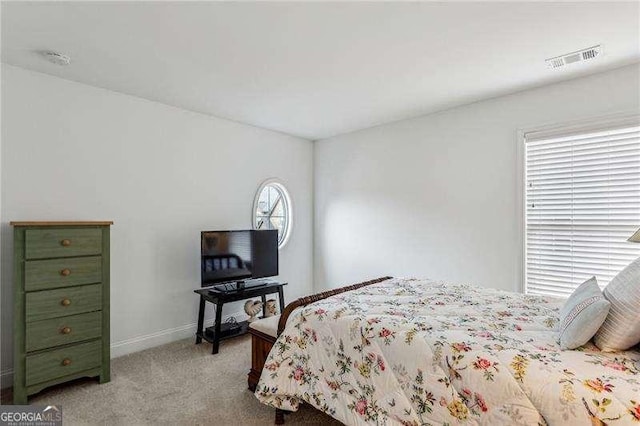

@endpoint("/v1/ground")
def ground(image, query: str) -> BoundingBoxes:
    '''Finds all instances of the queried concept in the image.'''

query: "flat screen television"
[201,229,278,287]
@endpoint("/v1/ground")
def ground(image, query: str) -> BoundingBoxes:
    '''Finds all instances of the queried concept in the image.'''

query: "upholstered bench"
[247,315,279,391]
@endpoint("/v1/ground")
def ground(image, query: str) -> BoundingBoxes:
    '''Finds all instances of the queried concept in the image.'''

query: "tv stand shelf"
[194,281,286,354]
[198,320,251,344]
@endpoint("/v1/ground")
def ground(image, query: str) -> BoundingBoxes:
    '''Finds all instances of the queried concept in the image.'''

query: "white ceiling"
[2,2,639,140]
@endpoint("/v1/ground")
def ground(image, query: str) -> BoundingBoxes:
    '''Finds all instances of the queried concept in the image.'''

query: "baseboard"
[1,310,247,389]
[111,309,247,357]
[110,322,198,358]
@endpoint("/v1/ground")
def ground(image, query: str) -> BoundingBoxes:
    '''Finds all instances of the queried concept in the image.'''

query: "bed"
[255,277,640,425]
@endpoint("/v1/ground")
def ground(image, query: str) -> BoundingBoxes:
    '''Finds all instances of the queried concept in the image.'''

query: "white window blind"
[525,124,640,297]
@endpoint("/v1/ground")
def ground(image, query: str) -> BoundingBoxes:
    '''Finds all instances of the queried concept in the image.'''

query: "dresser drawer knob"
[60,269,71,276]
[60,239,72,247]
[61,358,72,366]
[61,327,72,334]
[61,298,71,307]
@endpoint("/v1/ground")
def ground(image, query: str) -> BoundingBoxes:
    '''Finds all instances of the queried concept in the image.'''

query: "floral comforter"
[255,278,640,425]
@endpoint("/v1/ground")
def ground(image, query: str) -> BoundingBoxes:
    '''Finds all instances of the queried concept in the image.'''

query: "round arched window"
[253,179,292,248]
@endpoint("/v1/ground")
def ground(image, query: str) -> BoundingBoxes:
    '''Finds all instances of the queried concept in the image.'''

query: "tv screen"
[201,230,278,286]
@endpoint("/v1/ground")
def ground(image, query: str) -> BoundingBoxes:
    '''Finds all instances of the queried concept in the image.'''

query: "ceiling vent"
[545,45,601,69]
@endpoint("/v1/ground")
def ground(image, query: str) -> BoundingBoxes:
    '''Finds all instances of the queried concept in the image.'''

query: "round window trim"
[252,178,292,249]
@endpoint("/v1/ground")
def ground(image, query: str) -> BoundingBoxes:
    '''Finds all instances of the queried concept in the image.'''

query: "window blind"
[525,124,640,297]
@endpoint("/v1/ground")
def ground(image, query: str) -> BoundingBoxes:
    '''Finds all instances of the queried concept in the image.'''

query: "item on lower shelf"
[205,317,243,340]
[244,300,263,322]
[265,299,278,317]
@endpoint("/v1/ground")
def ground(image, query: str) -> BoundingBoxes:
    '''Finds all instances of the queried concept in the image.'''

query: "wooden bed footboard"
[272,276,393,424]
[276,276,393,336]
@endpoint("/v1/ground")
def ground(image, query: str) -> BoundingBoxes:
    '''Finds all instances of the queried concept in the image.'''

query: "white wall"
[314,63,640,292]
[0,65,314,385]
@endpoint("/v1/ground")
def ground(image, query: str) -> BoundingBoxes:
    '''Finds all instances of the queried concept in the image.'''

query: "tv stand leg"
[212,301,223,354]
[277,287,285,314]
[195,296,205,344]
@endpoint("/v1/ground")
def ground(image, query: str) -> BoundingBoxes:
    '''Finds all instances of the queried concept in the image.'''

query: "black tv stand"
[194,281,287,354]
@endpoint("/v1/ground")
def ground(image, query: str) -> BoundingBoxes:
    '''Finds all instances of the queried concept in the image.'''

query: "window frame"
[517,111,640,294]
[252,178,293,249]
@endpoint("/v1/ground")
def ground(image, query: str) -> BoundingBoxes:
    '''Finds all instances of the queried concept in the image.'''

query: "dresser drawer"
[25,228,102,260]
[25,340,101,387]
[25,256,102,291]
[26,284,102,322]
[26,311,102,352]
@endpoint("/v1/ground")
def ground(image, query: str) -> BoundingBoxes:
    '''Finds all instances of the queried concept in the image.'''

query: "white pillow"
[559,277,610,350]
[594,257,640,352]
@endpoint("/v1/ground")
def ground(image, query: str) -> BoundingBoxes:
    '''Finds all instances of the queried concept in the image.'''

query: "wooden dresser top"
[10,221,114,226]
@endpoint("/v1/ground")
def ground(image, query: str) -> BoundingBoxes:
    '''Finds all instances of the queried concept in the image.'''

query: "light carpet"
[27,335,342,425]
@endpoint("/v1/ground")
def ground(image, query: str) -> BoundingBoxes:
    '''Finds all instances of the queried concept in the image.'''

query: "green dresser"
[11,221,112,404]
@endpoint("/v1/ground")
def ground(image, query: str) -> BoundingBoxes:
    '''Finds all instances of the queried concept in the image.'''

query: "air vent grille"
[546,45,601,69]
[582,48,598,60]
